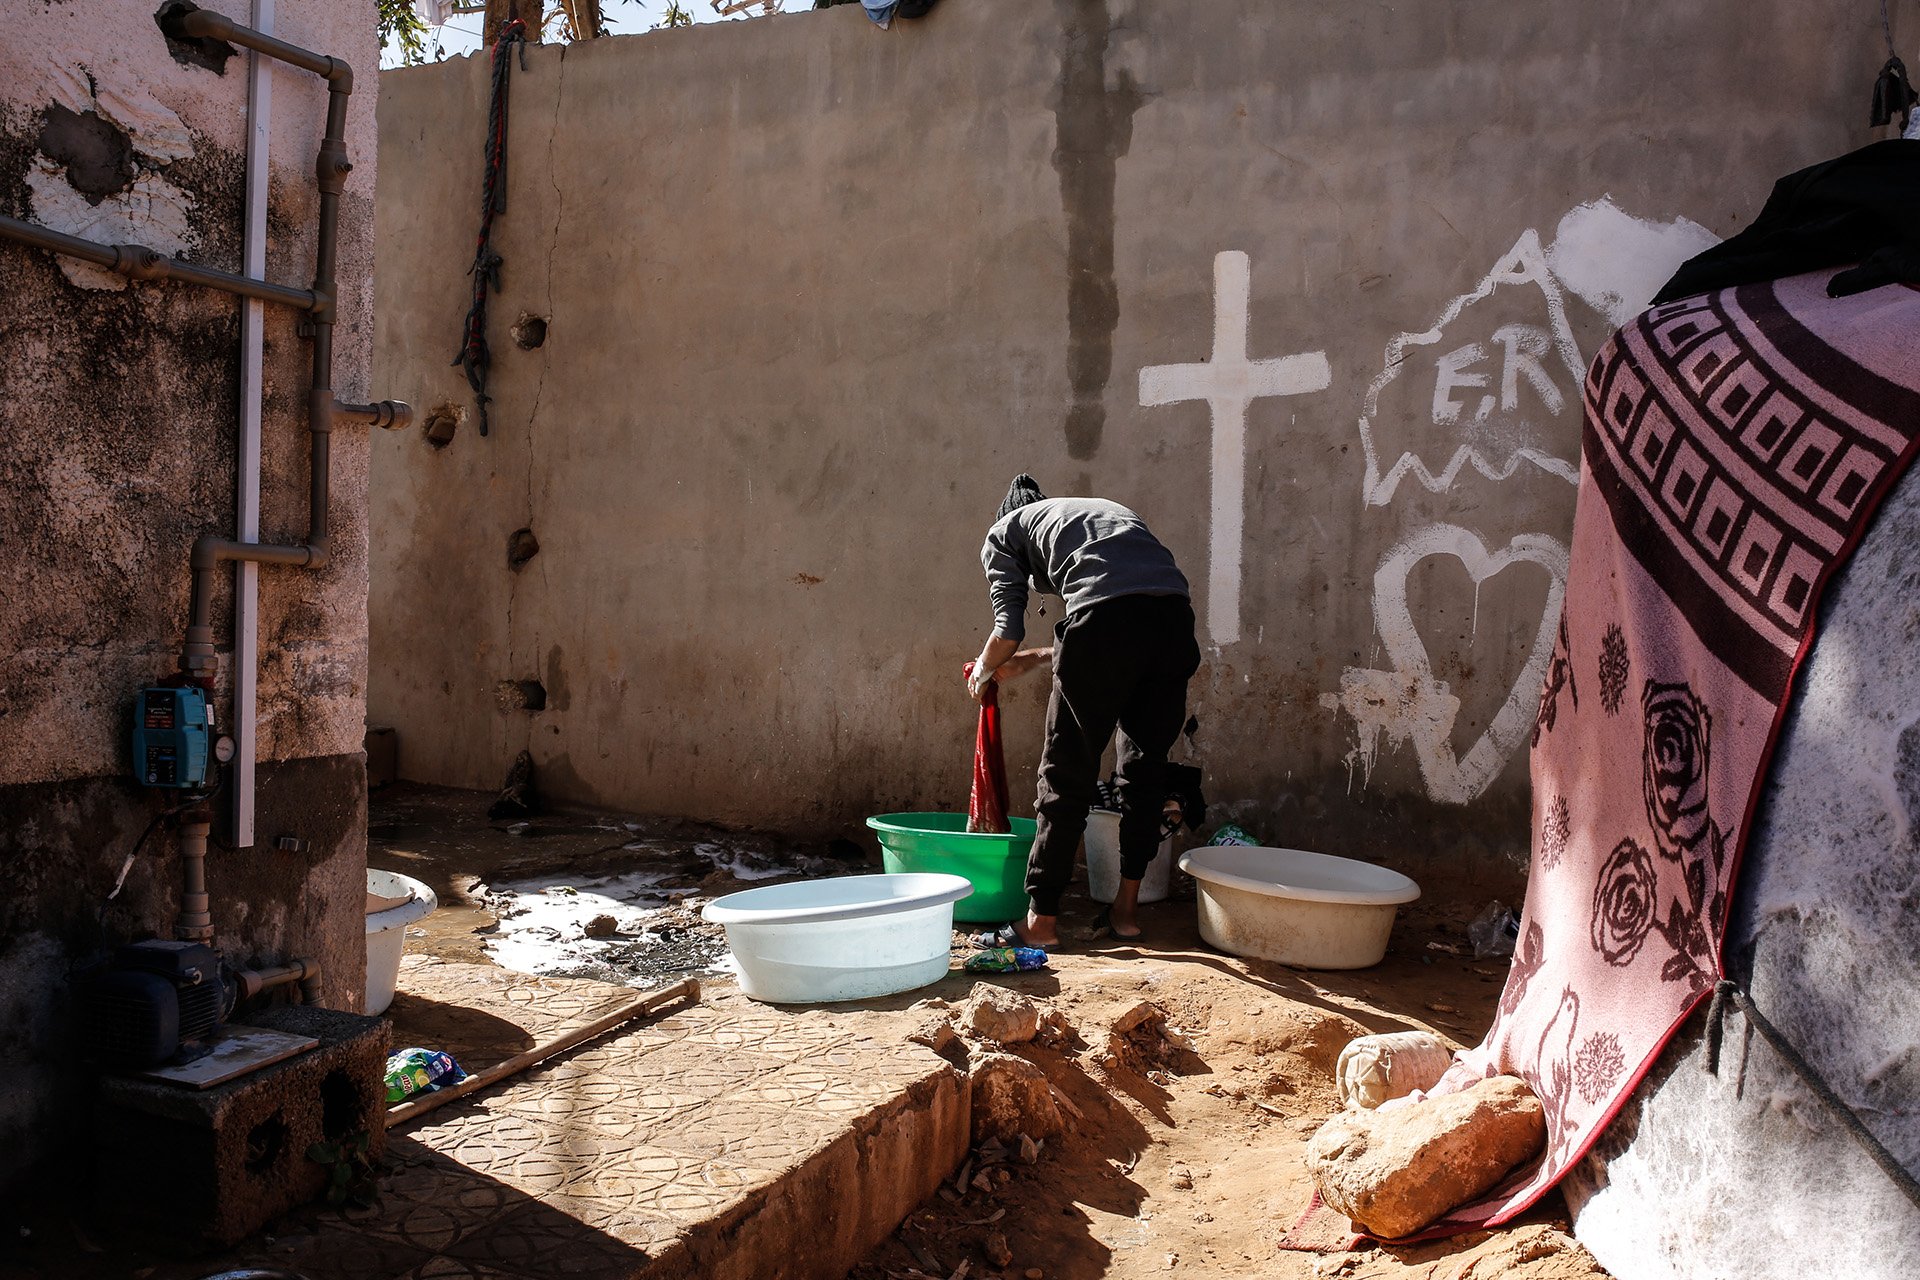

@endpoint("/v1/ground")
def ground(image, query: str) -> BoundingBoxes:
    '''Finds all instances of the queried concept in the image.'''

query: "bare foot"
[1011,911,1061,949]
[1107,879,1145,940]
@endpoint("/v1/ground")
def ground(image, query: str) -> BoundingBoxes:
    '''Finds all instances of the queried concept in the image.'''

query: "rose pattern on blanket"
[1589,838,1659,966]
[1640,682,1716,863]
[1409,270,1920,1237]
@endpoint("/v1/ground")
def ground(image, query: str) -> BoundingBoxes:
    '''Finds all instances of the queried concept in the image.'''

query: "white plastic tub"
[702,873,973,1004]
[366,868,438,1015]
[1083,809,1175,904]
[1178,845,1419,969]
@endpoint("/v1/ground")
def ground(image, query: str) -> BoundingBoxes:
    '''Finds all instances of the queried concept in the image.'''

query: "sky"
[381,0,791,69]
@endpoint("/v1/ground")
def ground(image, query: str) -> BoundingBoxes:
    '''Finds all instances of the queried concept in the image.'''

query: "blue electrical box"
[133,686,212,789]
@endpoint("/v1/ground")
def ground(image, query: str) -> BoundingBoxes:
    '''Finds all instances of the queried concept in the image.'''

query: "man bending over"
[967,475,1201,944]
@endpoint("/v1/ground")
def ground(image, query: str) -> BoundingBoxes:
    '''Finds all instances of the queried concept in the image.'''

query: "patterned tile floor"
[180,958,958,1280]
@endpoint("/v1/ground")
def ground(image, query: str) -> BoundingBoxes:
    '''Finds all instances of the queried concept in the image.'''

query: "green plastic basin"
[865,812,1035,924]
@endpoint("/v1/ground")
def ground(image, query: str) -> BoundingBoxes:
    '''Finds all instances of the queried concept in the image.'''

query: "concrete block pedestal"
[91,1005,390,1247]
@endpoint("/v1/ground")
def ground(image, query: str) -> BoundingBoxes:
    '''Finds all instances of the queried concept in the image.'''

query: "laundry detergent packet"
[384,1047,464,1104]
[963,946,1050,973]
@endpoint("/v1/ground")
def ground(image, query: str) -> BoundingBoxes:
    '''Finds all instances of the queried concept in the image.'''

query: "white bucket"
[365,868,437,1015]
[703,873,972,1004]
[1083,809,1175,904]
[1178,845,1419,969]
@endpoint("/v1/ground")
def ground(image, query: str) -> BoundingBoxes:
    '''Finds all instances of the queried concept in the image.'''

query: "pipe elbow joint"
[305,537,331,569]
[325,58,354,95]
[165,3,224,42]
[189,534,225,571]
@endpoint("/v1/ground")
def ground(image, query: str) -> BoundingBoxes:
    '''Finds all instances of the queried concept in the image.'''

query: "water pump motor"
[80,940,230,1068]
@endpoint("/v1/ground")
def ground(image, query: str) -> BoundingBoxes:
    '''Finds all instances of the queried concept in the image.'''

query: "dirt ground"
[841,897,1609,1280]
[366,785,1610,1280]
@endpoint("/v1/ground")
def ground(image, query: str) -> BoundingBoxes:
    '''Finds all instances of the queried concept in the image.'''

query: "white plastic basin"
[702,873,972,1004]
[366,868,437,1015]
[1178,845,1419,969]
[1083,809,1175,905]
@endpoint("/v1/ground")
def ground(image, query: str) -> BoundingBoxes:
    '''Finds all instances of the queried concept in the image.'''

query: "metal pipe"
[168,16,383,680]
[234,958,319,1003]
[232,0,275,851]
[0,214,319,311]
[176,818,214,942]
[182,537,317,678]
[172,4,352,92]
[333,400,414,430]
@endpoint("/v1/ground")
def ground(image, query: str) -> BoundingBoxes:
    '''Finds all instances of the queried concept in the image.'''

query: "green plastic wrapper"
[963,946,1049,973]
[384,1047,463,1104]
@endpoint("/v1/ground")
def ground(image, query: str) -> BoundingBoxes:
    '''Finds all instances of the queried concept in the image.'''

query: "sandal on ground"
[1090,907,1143,942]
[972,923,1055,951]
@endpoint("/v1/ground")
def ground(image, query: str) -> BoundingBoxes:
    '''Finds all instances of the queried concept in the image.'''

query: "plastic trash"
[963,661,1010,834]
[1468,901,1520,958]
[1335,1031,1456,1109]
[384,1047,465,1104]
[1206,823,1258,847]
[963,946,1050,973]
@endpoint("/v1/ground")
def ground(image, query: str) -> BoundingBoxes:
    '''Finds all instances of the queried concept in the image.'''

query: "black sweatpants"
[1026,594,1201,916]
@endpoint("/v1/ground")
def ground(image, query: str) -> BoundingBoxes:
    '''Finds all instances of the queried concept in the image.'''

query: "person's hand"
[966,661,997,703]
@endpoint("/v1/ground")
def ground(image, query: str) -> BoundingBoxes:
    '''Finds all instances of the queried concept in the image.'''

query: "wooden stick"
[385,977,700,1128]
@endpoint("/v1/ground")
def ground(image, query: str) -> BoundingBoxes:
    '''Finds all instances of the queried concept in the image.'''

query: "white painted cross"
[1140,251,1331,646]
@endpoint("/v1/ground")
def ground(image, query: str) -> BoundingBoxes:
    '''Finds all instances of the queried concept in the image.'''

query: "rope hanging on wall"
[451,17,528,438]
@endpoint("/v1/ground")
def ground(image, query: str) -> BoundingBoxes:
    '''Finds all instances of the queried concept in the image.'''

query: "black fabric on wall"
[1655,140,1920,303]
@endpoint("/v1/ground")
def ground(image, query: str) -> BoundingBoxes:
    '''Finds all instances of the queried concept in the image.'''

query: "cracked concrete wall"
[370,0,1910,884]
[0,0,379,1191]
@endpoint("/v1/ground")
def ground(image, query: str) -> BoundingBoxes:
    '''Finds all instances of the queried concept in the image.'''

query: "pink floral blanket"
[1425,271,1920,1230]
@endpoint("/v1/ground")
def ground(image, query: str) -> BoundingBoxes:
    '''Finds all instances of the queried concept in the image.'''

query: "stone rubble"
[968,1053,1063,1144]
[1304,1074,1546,1238]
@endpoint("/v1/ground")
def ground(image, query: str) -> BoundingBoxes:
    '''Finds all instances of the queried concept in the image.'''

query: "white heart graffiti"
[1321,524,1568,805]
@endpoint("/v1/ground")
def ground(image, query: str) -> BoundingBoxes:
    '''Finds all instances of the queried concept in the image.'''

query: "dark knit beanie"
[997,474,1047,522]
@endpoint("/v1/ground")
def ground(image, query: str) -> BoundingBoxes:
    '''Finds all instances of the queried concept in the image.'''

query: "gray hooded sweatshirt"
[980,497,1189,642]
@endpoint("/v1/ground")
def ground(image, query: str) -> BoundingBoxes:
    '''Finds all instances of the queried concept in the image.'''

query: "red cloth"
[963,662,1011,834]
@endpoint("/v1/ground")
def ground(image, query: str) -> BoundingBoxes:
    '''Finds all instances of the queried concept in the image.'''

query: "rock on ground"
[961,987,1041,1045]
[969,1052,1062,1144]
[1306,1075,1545,1238]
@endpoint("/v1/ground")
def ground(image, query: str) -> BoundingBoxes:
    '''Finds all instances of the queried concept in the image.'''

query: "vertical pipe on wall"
[176,818,215,942]
[232,0,276,849]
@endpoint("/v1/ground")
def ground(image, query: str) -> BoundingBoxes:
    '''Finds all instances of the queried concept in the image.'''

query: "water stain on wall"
[1050,0,1141,461]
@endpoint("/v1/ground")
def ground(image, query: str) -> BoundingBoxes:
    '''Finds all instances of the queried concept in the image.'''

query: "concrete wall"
[370,0,1912,885]
[0,0,380,1189]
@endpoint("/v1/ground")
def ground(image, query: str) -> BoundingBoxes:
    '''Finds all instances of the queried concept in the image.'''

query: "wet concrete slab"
[367,782,862,983]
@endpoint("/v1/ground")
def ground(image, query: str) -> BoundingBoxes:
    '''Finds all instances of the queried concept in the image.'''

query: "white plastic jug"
[1083,809,1175,904]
